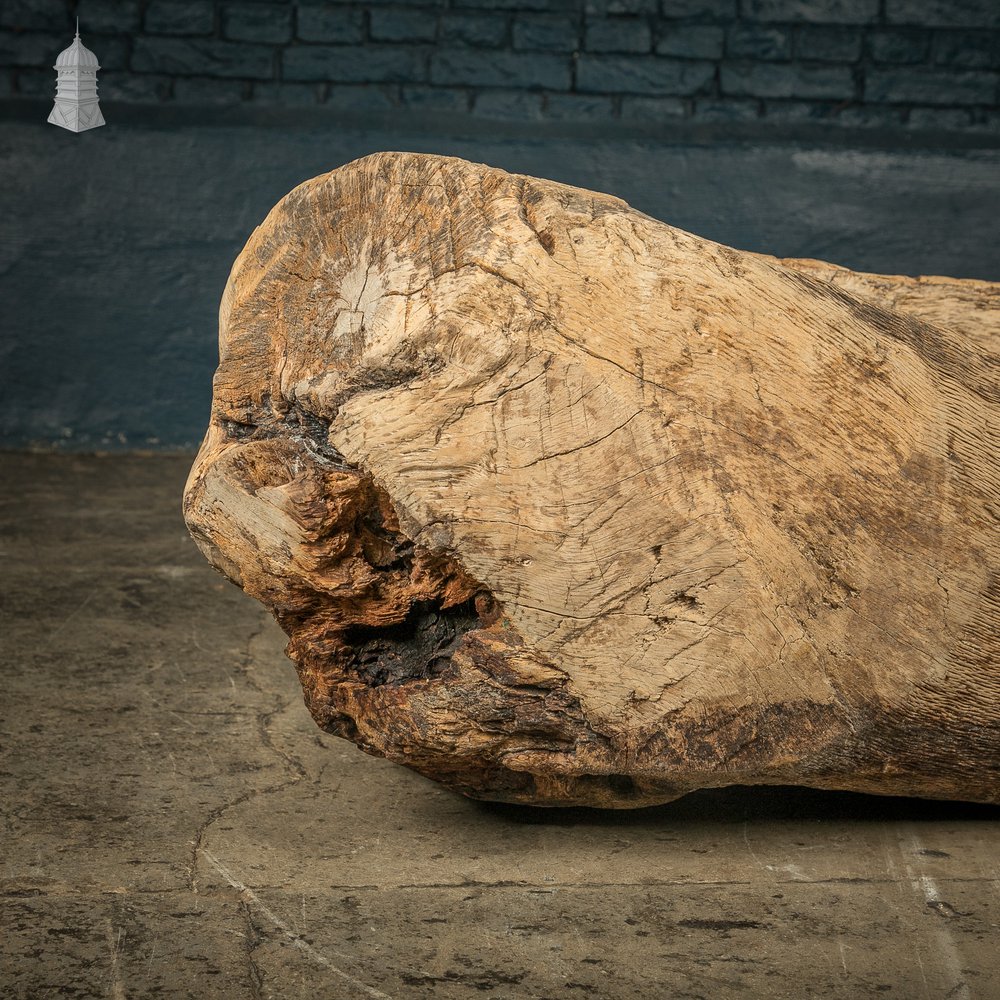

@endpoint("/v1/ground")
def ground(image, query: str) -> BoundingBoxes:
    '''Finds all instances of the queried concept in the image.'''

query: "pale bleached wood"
[184,151,1000,807]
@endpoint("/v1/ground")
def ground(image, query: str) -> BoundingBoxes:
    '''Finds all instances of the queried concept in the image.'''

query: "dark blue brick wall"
[1,0,998,133]
[3,4,997,451]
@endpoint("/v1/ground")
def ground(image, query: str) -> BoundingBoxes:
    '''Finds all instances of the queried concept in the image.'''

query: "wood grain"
[184,151,999,807]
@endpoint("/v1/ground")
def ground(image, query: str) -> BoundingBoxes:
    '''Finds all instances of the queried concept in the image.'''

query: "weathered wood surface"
[184,151,999,808]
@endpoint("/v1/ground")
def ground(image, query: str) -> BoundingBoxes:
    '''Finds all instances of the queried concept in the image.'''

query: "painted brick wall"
[2,0,999,131]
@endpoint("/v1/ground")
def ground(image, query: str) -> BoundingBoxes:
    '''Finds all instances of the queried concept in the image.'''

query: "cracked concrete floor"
[1,452,998,1000]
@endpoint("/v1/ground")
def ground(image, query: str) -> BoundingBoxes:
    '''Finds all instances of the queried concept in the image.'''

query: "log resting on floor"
[184,151,1000,808]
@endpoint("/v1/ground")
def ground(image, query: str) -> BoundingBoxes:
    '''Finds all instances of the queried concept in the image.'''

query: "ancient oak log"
[184,152,999,808]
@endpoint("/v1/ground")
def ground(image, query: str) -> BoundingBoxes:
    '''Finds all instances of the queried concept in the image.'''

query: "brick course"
[585,18,652,52]
[0,0,70,33]
[866,67,997,104]
[867,28,930,63]
[432,49,570,89]
[741,0,879,25]
[3,0,996,134]
[145,2,216,37]
[722,61,855,98]
[511,14,579,52]
[727,24,792,60]
[441,13,508,48]
[656,25,724,59]
[370,9,439,44]
[285,44,426,83]
[295,9,365,45]
[886,0,1000,29]
[221,4,292,45]
[577,54,715,93]
[132,37,274,78]
[76,0,141,35]
[794,25,862,61]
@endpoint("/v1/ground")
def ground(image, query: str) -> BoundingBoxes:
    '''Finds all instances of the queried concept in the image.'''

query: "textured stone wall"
[1,0,998,133]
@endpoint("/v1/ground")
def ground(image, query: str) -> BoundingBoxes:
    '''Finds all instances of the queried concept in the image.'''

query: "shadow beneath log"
[472,785,1000,826]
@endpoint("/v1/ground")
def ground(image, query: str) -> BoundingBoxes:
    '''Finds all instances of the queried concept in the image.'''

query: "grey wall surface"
[1,105,998,450]
[3,0,999,135]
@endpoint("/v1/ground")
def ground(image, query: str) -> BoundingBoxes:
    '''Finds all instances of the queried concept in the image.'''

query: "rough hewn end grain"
[184,151,1000,808]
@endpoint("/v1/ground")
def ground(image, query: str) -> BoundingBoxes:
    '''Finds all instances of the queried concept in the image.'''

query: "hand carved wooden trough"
[184,151,999,808]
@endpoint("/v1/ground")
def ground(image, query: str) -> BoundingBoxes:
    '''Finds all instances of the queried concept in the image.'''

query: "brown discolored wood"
[184,151,999,808]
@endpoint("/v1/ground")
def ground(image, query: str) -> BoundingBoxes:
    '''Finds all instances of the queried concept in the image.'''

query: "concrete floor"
[2,452,998,1000]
